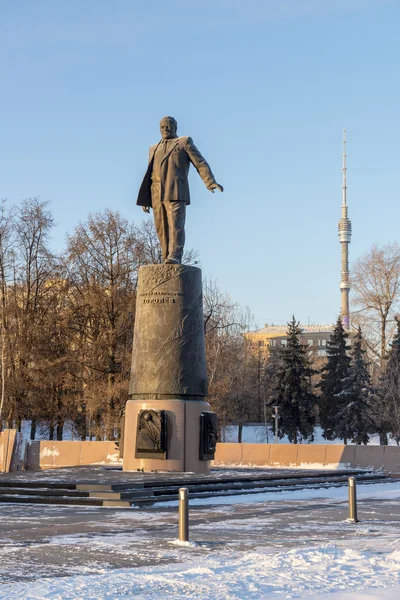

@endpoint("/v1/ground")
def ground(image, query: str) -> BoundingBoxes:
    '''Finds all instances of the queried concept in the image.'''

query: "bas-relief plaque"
[200,411,218,461]
[135,409,167,459]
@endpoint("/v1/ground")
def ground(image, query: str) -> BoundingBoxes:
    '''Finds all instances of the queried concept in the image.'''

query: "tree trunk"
[80,420,87,441]
[89,417,93,441]
[75,408,87,441]
[257,348,262,422]
[56,418,64,441]
[0,321,5,429]
[49,421,54,440]
[381,316,387,366]
[238,423,243,443]
[30,419,37,441]
[106,371,115,440]
[94,411,103,441]
[380,432,389,445]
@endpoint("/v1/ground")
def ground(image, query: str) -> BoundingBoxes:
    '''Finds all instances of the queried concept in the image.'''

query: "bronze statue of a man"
[137,116,223,264]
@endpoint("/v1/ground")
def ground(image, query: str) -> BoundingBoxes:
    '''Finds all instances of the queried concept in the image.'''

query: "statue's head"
[160,116,177,140]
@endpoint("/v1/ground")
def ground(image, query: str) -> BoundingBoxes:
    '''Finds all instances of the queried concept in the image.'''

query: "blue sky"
[1,0,399,329]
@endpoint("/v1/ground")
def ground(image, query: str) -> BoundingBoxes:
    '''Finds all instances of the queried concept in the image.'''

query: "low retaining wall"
[0,430,17,472]
[2,435,399,473]
[26,441,120,470]
[214,443,400,473]
[0,434,120,472]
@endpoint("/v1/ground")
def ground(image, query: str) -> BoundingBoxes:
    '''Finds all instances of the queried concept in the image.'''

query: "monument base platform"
[123,399,211,473]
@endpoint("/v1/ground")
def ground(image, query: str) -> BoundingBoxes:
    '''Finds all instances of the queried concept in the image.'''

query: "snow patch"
[222,424,400,445]
[298,461,353,470]
[106,452,121,463]
[1,545,400,599]
[39,446,60,458]
[168,539,198,548]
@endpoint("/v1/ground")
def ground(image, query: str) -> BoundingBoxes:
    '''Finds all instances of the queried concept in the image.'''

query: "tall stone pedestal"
[123,264,215,473]
[123,399,211,473]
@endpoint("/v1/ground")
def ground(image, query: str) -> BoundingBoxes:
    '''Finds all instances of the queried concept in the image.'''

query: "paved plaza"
[0,475,399,598]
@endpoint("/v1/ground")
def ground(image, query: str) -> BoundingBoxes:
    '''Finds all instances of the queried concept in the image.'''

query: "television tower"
[338,129,352,329]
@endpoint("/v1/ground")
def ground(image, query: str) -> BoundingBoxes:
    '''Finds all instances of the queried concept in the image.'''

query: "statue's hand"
[142,206,151,213]
[209,183,224,193]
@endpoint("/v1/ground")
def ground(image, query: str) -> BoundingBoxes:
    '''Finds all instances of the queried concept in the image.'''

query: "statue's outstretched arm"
[185,137,223,192]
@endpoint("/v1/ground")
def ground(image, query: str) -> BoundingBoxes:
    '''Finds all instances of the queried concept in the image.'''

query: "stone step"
[76,469,380,493]
[97,473,386,500]
[102,499,132,508]
[0,470,390,508]
[135,469,376,490]
[0,474,385,506]
[0,494,104,506]
[128,477,391,506]
[0,481,77,490]
[88,490,152,500]
[145,473,387,496]
[0,487,90,498]
[76,473,389,505]
[0,493,131,508]
[0,468,377,493]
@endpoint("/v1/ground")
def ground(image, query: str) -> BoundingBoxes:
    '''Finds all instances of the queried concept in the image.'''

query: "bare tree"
[351,243,400,367]
[203,278,241,336]
[66,210,141,440]
[203,278,241,403]
[203,279,258,440]
[0,199,61,438]
[0,200,14,430]
[134,220,163,266]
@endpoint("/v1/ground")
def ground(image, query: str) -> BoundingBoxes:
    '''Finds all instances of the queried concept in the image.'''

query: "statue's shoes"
[165,257,180,264]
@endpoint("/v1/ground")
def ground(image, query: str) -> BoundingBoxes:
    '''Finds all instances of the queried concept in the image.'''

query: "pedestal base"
[122,399,210,473]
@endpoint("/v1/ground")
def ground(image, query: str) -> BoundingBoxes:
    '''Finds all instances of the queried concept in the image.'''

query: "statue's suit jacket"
[136,136,216,207]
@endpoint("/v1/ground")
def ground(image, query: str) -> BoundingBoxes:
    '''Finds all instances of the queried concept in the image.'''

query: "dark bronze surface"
[137,116,223,263]
[135,409,167,459]
[200,411,218,461]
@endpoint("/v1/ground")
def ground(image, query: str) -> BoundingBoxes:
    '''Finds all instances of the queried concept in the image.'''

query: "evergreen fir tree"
[318,317,352,441]
[388,317,400,358]
[375,318,400,444]
[271,316,316,444]
[335,327,373,444]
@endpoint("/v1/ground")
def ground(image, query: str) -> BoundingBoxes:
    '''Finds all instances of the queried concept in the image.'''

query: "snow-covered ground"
[2,546,400,599]
[0,480,400,599]
[223,424,400,445]
[17,421,400,446]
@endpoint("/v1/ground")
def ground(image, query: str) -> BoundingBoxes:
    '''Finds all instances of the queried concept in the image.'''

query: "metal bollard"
[348,477,359,522]
[179,487,189,542]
